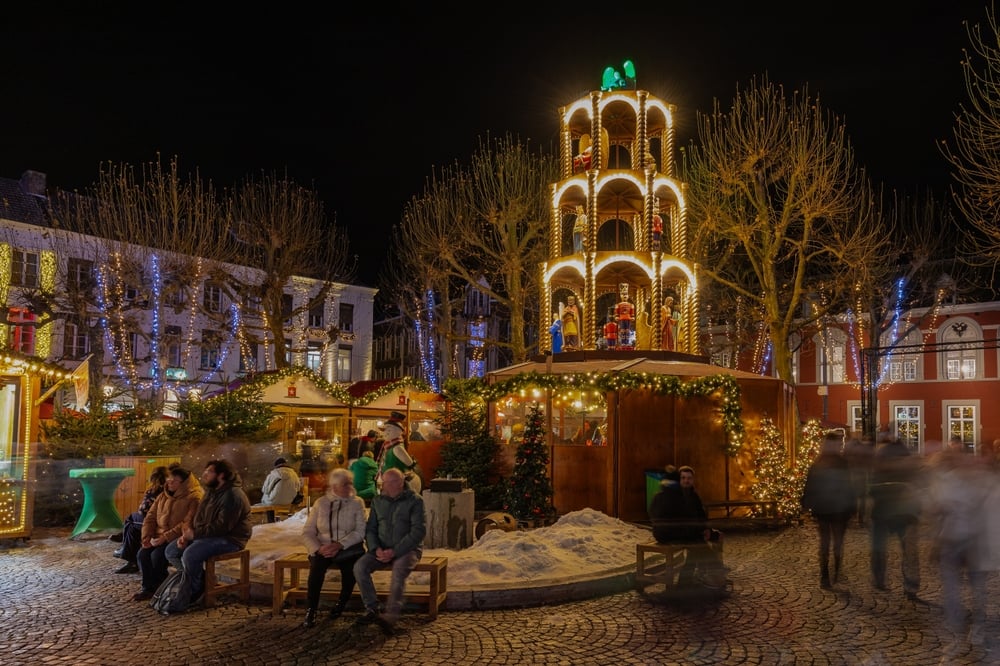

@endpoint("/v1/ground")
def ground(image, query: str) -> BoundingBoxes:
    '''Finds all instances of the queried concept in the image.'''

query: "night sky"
[0,6,980,287]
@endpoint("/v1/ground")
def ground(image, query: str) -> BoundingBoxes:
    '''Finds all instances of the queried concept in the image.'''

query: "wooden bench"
[635,541,687,590]
[204,549,250,608]
[703,500,777,519]
[251,480,309,523]
[272,552,448,619]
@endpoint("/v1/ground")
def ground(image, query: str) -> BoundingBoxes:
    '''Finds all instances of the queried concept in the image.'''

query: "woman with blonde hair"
[300,467,366,627]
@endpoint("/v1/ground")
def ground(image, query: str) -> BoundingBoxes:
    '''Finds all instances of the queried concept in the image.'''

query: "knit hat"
[274,457,287,467]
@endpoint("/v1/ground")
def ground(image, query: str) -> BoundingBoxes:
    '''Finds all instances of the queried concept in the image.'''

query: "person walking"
[301,468,366,628]
[801,432,856,588]
[845,434,875,527]
[927,435,993,652]
[868,434,924,599]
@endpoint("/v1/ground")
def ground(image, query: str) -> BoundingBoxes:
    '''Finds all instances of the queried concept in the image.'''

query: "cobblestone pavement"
[3,522,999,666]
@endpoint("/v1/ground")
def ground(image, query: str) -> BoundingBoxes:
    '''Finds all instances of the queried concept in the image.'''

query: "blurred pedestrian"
[845,434,875,527]
[868,434,924,599]
[928,434,992,649]
[801,432,855,588]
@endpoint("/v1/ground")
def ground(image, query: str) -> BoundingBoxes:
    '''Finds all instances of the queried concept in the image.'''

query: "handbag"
[330,542,365,563]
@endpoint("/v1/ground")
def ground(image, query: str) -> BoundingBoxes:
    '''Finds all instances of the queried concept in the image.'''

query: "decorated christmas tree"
[503,402,556,523]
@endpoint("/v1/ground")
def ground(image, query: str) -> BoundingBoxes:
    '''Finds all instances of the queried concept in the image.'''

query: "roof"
[487,351,783,384]
[0,174,51,226]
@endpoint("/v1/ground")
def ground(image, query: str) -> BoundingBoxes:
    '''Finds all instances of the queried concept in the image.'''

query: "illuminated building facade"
[0,171,376,414]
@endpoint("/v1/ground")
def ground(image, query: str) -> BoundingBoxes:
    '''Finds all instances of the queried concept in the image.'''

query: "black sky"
[0,6,982,287]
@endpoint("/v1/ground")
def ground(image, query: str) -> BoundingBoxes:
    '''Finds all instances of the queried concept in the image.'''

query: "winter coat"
[190,473,253,549]
[141,474,204,544]
[302,490,367,555]
[350,455,379,500]
[260,464,302,505]
[365,487,426,558]
[649,484,707,543]
[869,440,924,522]
[801,451,855,516]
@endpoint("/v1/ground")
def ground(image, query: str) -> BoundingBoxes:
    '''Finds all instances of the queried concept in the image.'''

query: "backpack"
[149,569,192,615]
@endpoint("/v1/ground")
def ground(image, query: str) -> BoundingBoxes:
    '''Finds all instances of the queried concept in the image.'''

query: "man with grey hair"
[352,467,426,634]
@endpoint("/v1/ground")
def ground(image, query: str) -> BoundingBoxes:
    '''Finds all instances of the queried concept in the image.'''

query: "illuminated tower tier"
[542,78,699,355]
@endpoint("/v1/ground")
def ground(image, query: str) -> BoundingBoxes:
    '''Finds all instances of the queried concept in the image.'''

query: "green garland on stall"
[226,365,433,408]
[220,367,744,456]
[479,371,745,456]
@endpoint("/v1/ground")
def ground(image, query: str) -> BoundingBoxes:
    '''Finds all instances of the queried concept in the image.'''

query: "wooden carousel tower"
[542,63,699,355]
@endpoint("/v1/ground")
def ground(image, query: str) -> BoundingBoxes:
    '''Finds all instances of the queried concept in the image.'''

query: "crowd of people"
[649,432,1000,654]
[112,411,428,633]
[797,430,1000,655]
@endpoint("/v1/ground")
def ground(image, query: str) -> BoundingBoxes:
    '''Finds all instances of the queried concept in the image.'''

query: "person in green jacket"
[350,451,378,501]
[352,468,426,634]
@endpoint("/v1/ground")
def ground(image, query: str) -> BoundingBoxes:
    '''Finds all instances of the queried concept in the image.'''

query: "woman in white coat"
[300,468,367,627]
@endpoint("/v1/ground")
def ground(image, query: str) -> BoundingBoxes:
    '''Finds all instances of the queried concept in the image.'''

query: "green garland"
[220,367,745,456]
[478,371,745,456]
[224,365,433,408]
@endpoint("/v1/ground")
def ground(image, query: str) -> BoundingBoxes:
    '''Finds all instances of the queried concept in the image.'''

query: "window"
[307,341,323,372]
[282,294,294,326]
[711,348,733,369]
[239,342,259,373]
[66,258,94,293]
[847,402,864,436]
[200,330,221,369]
[203,283,223,313]
[940,318,981,380]
[889,358,918,382]
[164,325,182,368]
[336,345,352,382]
[284,338,293,365]
[7,308,35,354]
[814,328,846,384]
[11,250,39,287]
[308,301,324,328]
[63,320,90,359]
[945,402,979,453]
[111,330,139,360]
[339,303,354,332]
[891,403,922,452]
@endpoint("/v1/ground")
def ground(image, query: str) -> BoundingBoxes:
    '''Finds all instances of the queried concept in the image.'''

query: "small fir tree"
[503,402,555,522]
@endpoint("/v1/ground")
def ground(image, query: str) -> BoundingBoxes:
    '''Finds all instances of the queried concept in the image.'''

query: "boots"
[329,600,347,620]
[303,608,317,628]
[833,556,842,585]
[113,548,124,559]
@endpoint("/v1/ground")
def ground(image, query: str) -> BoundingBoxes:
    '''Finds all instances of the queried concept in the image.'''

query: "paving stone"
[2,523,998,664]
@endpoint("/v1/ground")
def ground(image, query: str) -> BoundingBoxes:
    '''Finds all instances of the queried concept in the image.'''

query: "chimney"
[20,170,47,196]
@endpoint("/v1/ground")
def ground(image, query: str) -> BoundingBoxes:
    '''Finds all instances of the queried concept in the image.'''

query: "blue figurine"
[548,313,563,354]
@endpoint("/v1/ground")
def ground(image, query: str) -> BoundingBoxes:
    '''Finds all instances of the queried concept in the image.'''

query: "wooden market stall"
[348,380,446,481]
[0,353,78,541]
[487,351,796,523]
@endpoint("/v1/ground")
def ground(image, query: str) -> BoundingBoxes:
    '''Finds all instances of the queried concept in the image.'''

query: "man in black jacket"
[649,465,723,586]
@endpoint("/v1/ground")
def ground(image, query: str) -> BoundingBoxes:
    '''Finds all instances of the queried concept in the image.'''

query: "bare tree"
[683,76,892,385]
[385,135,556,378]
[941,3,1000,274]
[47,157,234,409]
[224,171,354,369]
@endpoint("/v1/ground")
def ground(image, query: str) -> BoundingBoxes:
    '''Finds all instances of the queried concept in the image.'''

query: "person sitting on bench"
[649,465,725,587]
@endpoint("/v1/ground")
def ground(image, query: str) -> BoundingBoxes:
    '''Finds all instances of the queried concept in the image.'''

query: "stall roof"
[487,352,782,384]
